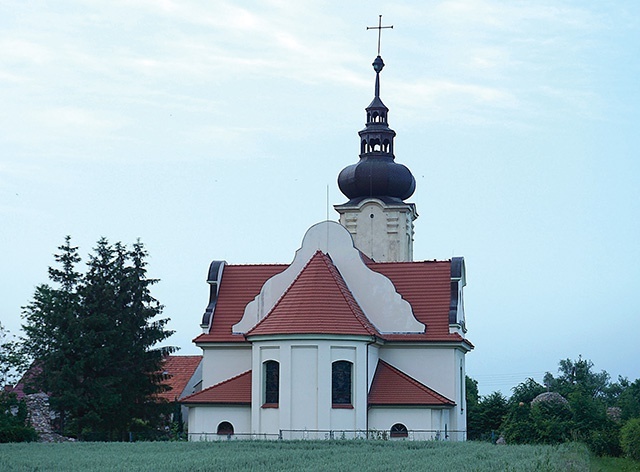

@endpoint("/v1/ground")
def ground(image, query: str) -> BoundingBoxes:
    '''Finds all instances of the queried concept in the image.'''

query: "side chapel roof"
[180,370,251,405]
[368,360,455,406]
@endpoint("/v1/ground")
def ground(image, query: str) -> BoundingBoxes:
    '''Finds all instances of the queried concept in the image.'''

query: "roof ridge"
[367,259,451,266]
[245,251,323,336]
[226,263,289,267]
[180,370,250,402]
[320,252,379,336]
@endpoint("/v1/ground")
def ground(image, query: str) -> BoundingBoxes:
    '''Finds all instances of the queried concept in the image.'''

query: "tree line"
[467,357,640,459]
[1,236,175,442]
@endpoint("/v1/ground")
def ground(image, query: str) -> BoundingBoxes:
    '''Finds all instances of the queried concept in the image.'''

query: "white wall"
[368,407,460,441]
[201,345,251,389]
[251,338,371,437]
[379,345,468,439]
[187,405,251,441]
[453,349,467,436]
[380,346,457,400]
[337,199,416,262]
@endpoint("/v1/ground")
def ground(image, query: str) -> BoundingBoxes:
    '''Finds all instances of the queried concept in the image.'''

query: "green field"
[0,440,594,472]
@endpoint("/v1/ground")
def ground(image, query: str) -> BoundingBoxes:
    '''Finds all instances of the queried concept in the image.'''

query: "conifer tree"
[21,237,174,439]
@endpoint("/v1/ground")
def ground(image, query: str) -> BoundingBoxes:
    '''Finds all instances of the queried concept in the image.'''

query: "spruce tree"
[21,236,174,439]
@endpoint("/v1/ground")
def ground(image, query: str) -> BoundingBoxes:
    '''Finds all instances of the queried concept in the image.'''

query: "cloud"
[36,107,123,133]
[0,39,52,65]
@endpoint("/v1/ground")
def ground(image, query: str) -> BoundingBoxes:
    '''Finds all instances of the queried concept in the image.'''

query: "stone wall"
[24,393,72,442]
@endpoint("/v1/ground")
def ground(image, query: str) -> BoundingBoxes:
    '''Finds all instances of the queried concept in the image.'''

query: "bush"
[0,425,39,443]
[620,418,640,461]
[502,402,536,444]
[530,393,572,445]
[0,393,38,443]
[586,425,621,457]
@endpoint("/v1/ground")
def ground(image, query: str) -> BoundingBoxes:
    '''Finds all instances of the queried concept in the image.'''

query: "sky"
[1,0,639,397]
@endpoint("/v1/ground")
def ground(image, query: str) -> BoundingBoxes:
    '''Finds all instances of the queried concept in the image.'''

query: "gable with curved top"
[232,221,424,335]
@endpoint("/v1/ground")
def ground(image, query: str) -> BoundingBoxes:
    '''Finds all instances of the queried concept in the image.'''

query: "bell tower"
[335,18,417,262]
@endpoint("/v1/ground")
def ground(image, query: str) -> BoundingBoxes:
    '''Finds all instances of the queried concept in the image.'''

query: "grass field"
[590,455,640,472]
[0,440,594,472]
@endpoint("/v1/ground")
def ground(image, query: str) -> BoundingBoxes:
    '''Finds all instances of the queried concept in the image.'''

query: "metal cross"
[367,15,393,56]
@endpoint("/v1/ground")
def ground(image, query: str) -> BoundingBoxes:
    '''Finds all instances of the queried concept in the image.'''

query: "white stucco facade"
[201,345,251,388]
[185,222,472,441]
[368,407,452,440]
[380,344,468,435]
[248,336,375,439]
[335,198,417,263]
[188,405,251,441]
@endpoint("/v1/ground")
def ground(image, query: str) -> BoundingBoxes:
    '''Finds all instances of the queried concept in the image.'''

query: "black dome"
[338,154,415,202]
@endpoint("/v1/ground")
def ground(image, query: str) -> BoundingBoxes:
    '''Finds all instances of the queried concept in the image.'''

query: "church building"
[181,45,473,441]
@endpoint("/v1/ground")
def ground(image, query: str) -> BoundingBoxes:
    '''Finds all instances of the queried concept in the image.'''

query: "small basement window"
[390,423,408,438]
[217,421,234,436]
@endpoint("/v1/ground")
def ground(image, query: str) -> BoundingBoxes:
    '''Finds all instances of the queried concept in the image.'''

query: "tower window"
[264,360,279,406]
[332,360,353,406]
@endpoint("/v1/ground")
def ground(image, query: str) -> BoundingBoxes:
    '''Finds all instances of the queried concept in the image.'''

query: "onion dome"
[338,55,416,203]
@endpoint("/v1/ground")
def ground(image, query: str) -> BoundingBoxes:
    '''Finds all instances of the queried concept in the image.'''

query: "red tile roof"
[194,264,287,344]
[368,360,455,406]
[9,364,41,400]
[367,261,469,344]
[195,256,471,348]
[157,355,202,402]
[247,251,379,337]
[181,370,251,404]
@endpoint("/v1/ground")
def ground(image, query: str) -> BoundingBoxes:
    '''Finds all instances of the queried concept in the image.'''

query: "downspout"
[365,335,378,435]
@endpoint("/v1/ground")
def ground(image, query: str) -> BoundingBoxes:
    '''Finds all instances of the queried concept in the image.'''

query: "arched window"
[390,423,408,438]
[332,361,352,406]
[263,360,279,405]
[217,421,234,436]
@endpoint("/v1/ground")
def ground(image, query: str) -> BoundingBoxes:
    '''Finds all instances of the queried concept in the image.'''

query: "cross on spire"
[367,14,393,56]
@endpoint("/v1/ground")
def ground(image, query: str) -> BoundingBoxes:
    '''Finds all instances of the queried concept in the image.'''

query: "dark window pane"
[217,421,234,435]
[332,361,352,405]
[264,360,279,404]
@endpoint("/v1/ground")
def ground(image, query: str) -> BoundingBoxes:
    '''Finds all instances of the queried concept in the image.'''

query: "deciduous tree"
[0,323,26,388]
